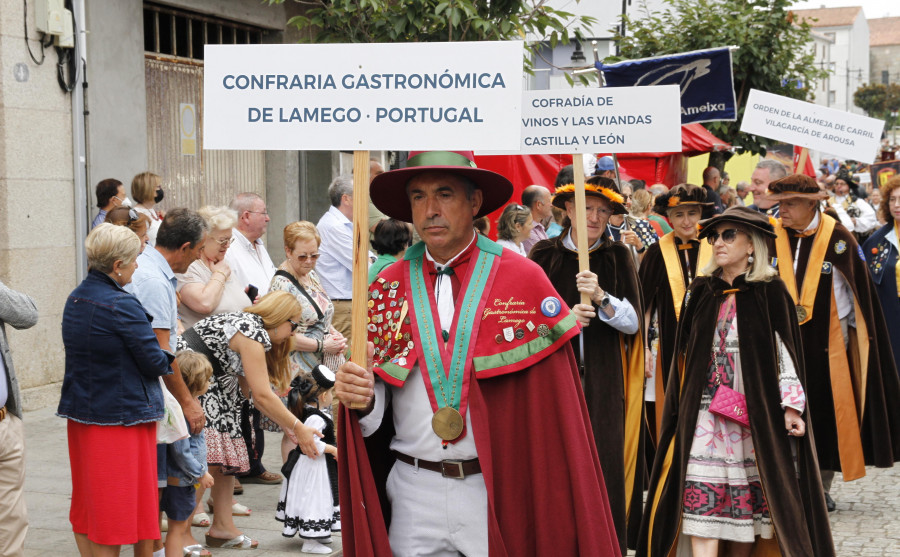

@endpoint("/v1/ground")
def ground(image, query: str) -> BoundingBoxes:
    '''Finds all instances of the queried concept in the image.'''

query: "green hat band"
[407,151,477,169]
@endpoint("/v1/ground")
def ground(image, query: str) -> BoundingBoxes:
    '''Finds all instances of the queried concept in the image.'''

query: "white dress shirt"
[832,194,878,235]
[316,206,355,299]
[225,229,276,297]
[562,230,639,334]
[794,212,853,320]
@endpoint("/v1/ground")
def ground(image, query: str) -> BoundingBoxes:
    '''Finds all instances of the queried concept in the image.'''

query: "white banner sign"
[203,42,524,151]
[480,85,682,155]
[740,89,884,163]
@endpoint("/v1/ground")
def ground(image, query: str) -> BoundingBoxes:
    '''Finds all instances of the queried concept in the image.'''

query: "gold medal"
[431,407,464,441]
[796,305,807,322]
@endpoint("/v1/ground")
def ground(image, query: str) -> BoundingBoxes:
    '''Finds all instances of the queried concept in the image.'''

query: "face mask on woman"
[154,188,165,203]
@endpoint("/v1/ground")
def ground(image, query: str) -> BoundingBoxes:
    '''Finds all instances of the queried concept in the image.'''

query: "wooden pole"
[572,153,591,306]
[796,147,809,175]
[349,150,370,409]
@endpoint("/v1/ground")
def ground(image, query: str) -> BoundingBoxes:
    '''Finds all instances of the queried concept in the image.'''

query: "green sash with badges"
[408,242,495,442]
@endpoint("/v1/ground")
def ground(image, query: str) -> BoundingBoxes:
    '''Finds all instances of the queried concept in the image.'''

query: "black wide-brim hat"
[369,151,513,223]
[834,169,859,191]
[698,206,777,240]
[767,173,829,202]
[653,183,714,215]
[551,175,628,215]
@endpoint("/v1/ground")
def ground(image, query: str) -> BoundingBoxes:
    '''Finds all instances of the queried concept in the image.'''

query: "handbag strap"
[275,270,324,320]
[181,327,225,378]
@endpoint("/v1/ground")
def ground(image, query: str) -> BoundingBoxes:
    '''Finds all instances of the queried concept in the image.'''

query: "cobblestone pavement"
[23,406,341,556]
[22,405,900,556]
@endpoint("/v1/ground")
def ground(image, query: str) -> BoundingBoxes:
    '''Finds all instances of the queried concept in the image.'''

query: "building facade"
[795,6,870,115]
[1,0,390,409]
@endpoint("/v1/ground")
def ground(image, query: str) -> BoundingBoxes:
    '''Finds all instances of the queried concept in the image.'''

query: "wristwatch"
[598,293,611,310]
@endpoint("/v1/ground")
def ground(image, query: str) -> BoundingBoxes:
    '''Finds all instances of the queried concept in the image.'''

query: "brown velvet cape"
[530,232,646,553]
[775,220,900,473]
[639,238,704,437]
[637,274,835,557]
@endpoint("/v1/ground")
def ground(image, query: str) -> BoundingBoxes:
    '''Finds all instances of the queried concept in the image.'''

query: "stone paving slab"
[22,405,900,556]
[23,406,341,556]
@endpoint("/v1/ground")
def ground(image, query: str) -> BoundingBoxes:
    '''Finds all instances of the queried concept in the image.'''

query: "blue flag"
[597,47,737,125]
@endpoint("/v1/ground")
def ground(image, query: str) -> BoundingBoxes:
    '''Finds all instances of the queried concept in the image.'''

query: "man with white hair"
[317,175,357,342]
[520,184,553,255]
[748,159,788,217]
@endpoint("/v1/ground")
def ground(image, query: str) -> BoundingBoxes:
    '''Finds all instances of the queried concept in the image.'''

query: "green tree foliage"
[854,83,900,130]
[267,0,597,84]
[614,0,828,157]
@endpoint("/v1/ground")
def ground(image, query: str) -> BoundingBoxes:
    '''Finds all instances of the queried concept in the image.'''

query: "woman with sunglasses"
[105,205,151,251]
[638,207,833,557]
[177,206,250,329]
[177,290,321,550]
[270,221,347,383]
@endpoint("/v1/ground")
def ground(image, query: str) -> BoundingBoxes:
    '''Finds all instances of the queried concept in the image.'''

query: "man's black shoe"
[824,492,836,512]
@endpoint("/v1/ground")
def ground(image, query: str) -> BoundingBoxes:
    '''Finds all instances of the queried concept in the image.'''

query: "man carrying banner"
[529,176,645,554]
[335,151,620,557]
[769,173,900,511]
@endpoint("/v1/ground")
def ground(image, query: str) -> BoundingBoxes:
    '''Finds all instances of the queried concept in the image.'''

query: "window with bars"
[143,2,265,60]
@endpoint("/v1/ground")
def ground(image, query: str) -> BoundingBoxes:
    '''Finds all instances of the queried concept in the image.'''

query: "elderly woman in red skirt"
[59,223,175,556]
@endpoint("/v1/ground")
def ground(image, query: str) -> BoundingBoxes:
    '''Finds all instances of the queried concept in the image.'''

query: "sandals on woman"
[204,533,258,549]
[191,512,211,527]
[183,543,212,556]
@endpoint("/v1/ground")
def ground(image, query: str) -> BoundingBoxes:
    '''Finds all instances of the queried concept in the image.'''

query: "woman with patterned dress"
[638,207,834,557]
[177,291,321,550]
[862,176,900,373]
[270,221,346,382]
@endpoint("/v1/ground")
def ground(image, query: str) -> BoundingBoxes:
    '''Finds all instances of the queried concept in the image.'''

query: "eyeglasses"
[127,209,139,223]
[705,228,741,245]
[214,236,235,247]
[288,319,300,332]
[296,253,320,261]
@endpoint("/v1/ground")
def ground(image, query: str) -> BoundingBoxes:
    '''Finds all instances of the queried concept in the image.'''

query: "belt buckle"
[440,460,465,479]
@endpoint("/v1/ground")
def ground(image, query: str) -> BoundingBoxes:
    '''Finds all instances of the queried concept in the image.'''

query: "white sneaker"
[301,540,332,554]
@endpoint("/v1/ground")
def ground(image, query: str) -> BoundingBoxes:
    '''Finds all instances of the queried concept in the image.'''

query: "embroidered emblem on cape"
[503,326,515,342]
[540,296,562,317]
[834,240,847,255]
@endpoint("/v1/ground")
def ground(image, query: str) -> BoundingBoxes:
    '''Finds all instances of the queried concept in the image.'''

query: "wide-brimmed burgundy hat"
[369,151,513,223]
[653,183,713,215]
[551,175,628,215]
[698,206,777,240]
[766,173,829,202]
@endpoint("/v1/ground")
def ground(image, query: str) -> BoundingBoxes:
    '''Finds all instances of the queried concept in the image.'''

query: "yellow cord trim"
[553,183,625,204]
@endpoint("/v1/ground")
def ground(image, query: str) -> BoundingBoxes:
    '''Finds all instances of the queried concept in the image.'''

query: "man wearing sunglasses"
[768,174,900,513]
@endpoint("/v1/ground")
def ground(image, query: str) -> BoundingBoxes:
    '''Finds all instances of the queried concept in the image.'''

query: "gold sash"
[620,332,645,524]
[658,232,712,320]
[774,214,836,325]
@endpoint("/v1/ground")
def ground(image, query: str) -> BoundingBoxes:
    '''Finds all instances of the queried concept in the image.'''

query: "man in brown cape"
[530,176,645,554]
[769,173,900,511]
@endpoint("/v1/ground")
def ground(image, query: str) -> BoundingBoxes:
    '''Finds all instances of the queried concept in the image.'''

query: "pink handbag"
[709,372,750,429]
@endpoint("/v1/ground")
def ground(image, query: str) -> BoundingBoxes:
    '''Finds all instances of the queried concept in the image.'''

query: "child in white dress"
[276,365,338,554]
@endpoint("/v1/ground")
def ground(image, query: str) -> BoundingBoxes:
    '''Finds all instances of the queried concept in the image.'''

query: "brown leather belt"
[0,406,7,422]
[392,451,481,479]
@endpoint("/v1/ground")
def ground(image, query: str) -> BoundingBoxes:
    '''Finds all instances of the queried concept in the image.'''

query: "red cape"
[338,242,621,556]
